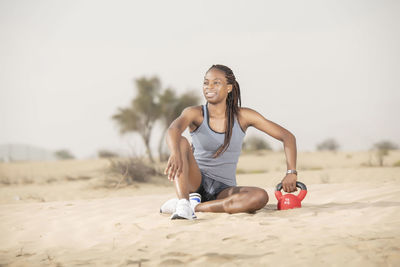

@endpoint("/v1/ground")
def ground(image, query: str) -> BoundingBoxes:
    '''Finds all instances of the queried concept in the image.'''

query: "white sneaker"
[160,198,178,214]
[170,199,196,220]
[160,193,202,214]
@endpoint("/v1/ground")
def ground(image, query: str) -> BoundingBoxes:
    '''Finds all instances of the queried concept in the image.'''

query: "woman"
[162,64,298,220]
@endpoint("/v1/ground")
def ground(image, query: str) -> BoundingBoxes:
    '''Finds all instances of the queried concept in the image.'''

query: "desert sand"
[0,150,400,266]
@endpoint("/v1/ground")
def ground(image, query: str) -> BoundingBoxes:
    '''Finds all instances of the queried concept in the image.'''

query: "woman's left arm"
[241,107,298,193]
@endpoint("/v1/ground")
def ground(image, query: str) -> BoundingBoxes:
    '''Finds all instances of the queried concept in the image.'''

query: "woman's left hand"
[281,174,297,193]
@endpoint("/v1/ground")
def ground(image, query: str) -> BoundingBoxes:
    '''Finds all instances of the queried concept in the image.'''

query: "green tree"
[112,76,162,163]
[157,89,200,161]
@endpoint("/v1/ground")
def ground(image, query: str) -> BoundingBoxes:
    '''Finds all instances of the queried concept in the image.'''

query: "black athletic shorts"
[195,172,233,202]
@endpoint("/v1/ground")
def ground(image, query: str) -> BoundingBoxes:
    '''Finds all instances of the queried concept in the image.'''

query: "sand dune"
[0,151,399,266]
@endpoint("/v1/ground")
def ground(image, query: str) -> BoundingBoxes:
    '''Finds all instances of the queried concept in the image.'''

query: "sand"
[0,151,400,266]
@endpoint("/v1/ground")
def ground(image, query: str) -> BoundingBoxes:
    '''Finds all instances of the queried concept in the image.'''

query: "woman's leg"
[195,186,269,214]
[172,136,202,200]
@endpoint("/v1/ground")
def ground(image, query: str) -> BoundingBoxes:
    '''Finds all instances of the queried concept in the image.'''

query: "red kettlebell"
[275,181,307,210]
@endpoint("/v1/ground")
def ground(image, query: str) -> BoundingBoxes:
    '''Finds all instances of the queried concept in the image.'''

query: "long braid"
[207,64,241,158]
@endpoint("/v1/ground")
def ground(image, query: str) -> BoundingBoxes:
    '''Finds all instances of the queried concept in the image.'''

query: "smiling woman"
[161,64,298,220]
[202,66,241,157]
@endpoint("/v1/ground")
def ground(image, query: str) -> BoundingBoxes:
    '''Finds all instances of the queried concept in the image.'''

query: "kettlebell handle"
[276,181,307,192]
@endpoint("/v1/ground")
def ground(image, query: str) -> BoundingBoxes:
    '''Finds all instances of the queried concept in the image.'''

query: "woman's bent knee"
[248,189,269,212]
[223,189,269,214]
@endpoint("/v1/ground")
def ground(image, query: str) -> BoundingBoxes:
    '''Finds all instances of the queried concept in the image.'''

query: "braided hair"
[207,64,242,158]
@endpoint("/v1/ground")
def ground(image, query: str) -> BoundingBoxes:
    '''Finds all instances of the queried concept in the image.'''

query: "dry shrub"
[316,138,340,152]
[373,140,398,167]
[242,135,272,152]
[98,149,119,158]
[55,149,75,160]
[0,176,11,185]
[107,157,162,186]
[0,176,34,185]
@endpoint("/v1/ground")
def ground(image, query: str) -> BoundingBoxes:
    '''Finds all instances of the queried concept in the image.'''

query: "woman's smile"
[205,91,217,98]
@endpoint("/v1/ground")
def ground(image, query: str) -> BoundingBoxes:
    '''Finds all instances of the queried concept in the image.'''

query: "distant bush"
[107,157,162,186]
[316,138,339,152]
[373,140,398,167]
[373,140,398,151]
[242,136,272,152]
[98,149,119,158]
[55,149,75,160]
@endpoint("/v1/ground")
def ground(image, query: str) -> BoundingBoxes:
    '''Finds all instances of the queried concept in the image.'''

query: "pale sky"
[1,0,399,158]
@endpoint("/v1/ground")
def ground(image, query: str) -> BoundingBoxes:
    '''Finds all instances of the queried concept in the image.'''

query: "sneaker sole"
[170,214,196,220]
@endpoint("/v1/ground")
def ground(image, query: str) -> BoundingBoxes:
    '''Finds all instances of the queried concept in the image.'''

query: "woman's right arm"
[164,106,198,181]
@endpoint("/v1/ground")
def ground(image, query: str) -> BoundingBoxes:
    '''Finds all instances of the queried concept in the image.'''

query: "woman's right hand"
[164,151,183,181]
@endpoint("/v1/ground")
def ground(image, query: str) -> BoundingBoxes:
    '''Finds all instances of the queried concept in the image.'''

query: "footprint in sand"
[201,252,265,262]
[260,235,279,242]
[124,258,149,265]
[166,232,182,239]
[137,245,149,252]
[221,235,243,242]
[161,251,190,258]
[131,223,144,230]
[202,253,236,262]
[165,231,204,241]
[159,258,184,265]
[222,236,234,241]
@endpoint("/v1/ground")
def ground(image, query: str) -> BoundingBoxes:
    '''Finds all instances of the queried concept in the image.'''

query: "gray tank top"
[190,103,246,186]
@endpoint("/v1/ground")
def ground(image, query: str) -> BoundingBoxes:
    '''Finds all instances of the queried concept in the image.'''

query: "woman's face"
[203,68,232,104]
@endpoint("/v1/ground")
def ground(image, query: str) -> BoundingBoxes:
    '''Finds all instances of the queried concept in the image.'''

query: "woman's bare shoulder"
[238,107,265,127]
[182,105,203,117]
[181,105,204,123]
[238,106,259,118]
[183,105,204,131]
